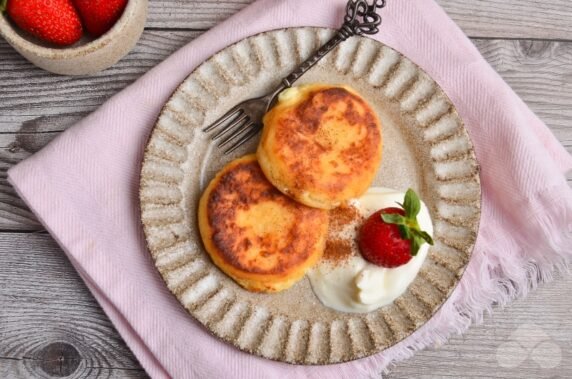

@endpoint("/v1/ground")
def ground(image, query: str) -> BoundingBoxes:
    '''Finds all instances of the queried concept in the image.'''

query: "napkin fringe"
[357,182,572,378]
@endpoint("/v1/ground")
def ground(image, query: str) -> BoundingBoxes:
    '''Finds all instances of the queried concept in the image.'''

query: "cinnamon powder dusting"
[323,205,364,264]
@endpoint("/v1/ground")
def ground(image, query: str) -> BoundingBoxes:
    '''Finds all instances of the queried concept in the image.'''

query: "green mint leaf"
[381,213,406,225]
[403,188,421,218]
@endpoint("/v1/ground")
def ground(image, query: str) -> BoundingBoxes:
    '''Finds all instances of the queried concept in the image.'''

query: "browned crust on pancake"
[207,158,325,274]
[198,155,328,292]
[257,85,382,209]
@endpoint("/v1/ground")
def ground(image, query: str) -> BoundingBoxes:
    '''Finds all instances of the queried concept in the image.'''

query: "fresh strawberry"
[73,0,128,37]
[358,189,434,268]
[2,0,82,46]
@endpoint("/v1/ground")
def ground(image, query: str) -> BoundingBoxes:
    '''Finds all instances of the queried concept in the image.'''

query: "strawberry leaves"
[399,188,421,219]
[379,213,406,224]
[0,0,7,13]
[381,189,434,256]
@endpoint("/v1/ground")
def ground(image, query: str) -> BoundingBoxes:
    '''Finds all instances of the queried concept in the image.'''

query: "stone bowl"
[0,0,148,75]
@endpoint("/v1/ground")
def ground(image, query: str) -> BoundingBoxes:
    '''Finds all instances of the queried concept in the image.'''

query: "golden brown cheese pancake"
[257,84,383,209]
[198,155,329,293]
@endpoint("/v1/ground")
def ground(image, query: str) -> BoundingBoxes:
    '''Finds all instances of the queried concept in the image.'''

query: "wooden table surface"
[1,1,571,378]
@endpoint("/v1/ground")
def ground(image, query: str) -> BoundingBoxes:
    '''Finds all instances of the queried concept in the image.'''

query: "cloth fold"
[8,0,572,378]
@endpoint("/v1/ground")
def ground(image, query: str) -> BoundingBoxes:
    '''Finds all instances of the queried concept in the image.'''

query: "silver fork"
[204,0,388,154]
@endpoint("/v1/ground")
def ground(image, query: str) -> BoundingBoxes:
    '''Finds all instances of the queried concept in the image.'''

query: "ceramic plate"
[140,27,481,364]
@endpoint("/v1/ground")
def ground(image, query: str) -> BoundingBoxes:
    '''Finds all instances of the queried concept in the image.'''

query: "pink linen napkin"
[8,0,572,377]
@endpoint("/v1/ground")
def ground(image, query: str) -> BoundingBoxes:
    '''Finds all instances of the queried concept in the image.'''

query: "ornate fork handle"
[281,0,386,88]
[201,0,388,154]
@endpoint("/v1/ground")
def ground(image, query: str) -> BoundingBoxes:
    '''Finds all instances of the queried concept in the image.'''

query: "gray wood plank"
[3,37,571,134]
[143,0,572,40]
[0,361,147,379]
[0,30,202,230]
[386,272,572,378]
[436,0,572,40]
[1,35,571,231]
[0,233,148,379]
[0,30,202,133]
[1,1,571,378]
[0,133,55,231]
[3,38,572,135]
[0,232,570,378]
[473,39,572,142]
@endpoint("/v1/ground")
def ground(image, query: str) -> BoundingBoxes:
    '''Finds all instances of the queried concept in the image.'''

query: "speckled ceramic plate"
[140,27,481,364]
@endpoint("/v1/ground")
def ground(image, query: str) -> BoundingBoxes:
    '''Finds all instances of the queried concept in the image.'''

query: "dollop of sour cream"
[308,187,433,313]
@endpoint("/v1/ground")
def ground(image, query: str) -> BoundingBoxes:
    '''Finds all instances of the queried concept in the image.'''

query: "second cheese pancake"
[257,84,383,209]
[198,155,328,293]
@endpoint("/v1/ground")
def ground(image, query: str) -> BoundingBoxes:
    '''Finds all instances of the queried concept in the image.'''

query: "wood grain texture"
[143,0,572,40]
[473,39,572,141]
[3,37,571,133]
[0,233,147,379]
[0,133,52,230]
[386,272,572,378]
[0,30,201,231]
[1,35,571,231]
[0,30,201,133]
[0,233,570,378]
[436,0,572,39]
[1,0,571,377]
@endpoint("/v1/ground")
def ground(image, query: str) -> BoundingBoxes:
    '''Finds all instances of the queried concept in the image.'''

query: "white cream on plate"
[307,187,433,313]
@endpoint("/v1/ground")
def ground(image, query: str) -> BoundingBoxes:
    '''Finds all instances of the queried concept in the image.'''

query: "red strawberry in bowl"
[73,0,128,37]
[359,189,434,268]
[1,0,83,46]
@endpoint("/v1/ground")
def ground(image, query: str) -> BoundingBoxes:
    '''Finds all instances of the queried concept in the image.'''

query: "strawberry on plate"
[73,0,128,38]
[358,189,434,268]
[1,0,83,46]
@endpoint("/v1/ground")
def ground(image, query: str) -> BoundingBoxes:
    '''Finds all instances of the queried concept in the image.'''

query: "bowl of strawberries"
[0,0,147,75]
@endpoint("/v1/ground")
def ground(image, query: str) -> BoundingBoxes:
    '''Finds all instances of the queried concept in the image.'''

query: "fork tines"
[203,107,259,154]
